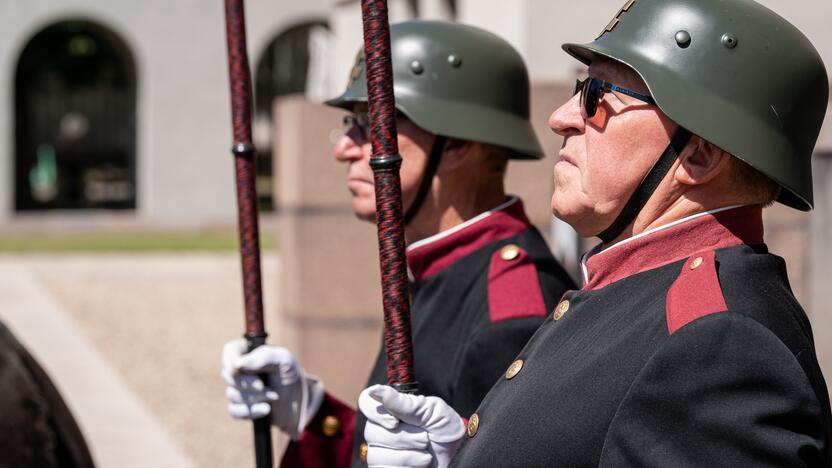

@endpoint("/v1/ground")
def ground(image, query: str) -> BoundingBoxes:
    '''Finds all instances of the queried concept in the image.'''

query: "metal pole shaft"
[360,0,418,393]
[223,0,273,465]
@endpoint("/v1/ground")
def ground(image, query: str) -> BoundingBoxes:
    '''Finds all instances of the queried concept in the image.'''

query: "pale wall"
[0,0,333,225]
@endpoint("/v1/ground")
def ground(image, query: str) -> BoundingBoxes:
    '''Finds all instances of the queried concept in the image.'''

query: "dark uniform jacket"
[0,321,95,468]
[451,205,832,467]
[280,197,576,468]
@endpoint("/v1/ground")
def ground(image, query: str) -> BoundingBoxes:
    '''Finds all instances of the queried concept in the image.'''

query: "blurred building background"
[0,0,830,467]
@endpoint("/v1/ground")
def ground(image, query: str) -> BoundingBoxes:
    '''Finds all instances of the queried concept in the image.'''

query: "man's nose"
[333,130,367,162]
[549,93,585,137]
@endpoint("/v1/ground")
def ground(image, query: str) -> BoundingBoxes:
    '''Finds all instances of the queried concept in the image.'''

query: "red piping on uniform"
[582,205,764,291]
[407,198,530,281]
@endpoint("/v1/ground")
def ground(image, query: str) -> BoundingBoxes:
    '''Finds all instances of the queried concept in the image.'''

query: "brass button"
[467,413,480,438]
[322,415,340,437]
[690,256,704,270]
[553,300,570,320]
[500,244,521,261]
[360,442,368,462]
[505,359,524,380]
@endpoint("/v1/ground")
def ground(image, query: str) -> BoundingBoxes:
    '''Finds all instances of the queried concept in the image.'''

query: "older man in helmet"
[359,1,832,467]
[221,20,575,468]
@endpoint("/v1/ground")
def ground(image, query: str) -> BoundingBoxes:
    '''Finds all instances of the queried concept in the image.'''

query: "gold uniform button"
[360,443,368,462]
[467,413,480,438]
[500,244,521,261]
[690,256,704,270]
[322,415,340,437]
[553,300,570,320]
[505,359,524,380]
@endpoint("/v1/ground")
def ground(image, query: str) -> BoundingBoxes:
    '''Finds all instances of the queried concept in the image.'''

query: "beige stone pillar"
[810,153,832,386]
[272,96,382,404]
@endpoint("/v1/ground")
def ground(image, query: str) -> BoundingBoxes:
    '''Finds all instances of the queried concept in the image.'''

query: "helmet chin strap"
[403,136,447,225]
[596,128,692,243]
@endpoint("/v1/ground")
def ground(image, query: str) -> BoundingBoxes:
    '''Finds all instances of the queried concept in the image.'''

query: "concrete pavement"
[0,254,284,468]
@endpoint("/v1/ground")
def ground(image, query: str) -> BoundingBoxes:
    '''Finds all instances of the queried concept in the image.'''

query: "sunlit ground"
[0,228,284,467]
[0,231,276,253]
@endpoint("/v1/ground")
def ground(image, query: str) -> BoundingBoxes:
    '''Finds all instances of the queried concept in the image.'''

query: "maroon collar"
[582,205,764,290]
[407,197,531,281]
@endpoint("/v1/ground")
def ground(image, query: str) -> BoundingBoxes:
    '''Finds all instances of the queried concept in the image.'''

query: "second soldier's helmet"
[563,0,829,210]
[327,20,543,160]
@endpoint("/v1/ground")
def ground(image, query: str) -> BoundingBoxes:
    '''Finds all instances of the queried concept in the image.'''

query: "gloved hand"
[359,384,465,468]
[221,339,324,440]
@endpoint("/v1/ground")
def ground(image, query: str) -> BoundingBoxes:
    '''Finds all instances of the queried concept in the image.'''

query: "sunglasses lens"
[343,114,369,138]
[586,79,605,118]
[573,79,584,96]
[578,79,591,118]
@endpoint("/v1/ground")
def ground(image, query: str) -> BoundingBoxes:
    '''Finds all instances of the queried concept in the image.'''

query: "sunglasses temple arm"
[607,83,656,104]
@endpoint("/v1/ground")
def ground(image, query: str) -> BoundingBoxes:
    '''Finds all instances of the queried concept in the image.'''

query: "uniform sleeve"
[600,313,829,467]
[280,392,356,468]
[451,314,545,418]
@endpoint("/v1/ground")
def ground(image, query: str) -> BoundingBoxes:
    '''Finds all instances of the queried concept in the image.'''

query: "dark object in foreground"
[222,0,272,466]
[359,0,418,393]
[0,321,95,468]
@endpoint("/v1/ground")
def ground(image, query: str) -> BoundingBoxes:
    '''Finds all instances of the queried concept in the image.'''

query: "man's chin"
[552,206,608,238]
[550,191,572,220]
[351,200,377,223]
[551,197,594,236]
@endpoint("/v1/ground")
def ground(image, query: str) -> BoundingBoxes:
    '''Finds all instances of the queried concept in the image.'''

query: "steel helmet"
[327,20,543,160]
[564,0,829,210]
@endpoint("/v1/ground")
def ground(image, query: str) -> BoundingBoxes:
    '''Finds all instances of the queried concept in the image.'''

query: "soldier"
[359,1,832,467]
[220,20,576,467]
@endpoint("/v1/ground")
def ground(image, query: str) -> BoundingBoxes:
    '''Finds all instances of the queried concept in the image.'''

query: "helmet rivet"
[410,60,424,75]
[674,30,691,48]
[721,33,738,49]
[448,54,462,68]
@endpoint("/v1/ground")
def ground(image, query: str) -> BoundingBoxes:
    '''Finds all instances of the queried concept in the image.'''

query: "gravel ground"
[6,253,287,468]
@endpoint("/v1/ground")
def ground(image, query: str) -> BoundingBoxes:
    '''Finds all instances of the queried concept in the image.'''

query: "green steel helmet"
[326,20,543,160]
[563,0,829,210]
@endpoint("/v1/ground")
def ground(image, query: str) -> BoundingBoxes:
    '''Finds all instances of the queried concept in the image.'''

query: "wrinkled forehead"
[587,57,650,95]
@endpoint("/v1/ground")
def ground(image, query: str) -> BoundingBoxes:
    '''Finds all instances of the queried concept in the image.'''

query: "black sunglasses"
[574,77,656,118]
[342,111,407,138]
[342,113,370,136]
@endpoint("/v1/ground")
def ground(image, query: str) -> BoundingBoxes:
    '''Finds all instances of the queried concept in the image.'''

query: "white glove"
[221,339,324,440]
[359,384,465,468]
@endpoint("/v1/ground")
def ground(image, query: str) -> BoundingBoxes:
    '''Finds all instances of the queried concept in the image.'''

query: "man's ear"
[437,138,475,173]
[674,136,732,186]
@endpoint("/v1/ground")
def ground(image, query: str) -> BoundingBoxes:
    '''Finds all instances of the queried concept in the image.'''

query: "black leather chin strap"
[597,128,693,243]
[403,136,447,225]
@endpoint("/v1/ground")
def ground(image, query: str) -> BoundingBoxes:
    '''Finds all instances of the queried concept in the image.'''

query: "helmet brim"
[561,42,813,211]
[324,90,544,160]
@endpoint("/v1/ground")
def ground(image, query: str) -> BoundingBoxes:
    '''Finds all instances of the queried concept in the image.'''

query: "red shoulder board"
[487,244,547,323]
[666,250,728,335]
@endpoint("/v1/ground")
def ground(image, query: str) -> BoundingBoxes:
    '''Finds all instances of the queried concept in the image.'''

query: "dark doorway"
[254,21,329,211]
[15,19,137,211]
